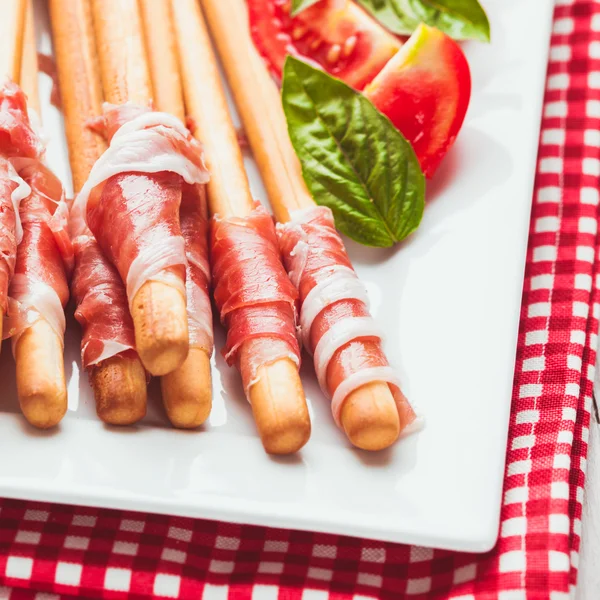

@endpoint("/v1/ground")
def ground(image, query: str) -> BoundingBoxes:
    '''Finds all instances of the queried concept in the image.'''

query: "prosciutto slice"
[75,103,209,305]
[0,80,44,159]
[3,159,72,347]
[0,80,40,318]
[211,202,299,391]
[0,158,29,314]
[277,206,417,431]
[0,80,71,346]
[70,197,137,367]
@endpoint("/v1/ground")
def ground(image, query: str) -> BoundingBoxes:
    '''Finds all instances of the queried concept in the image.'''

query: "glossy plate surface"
[0,0,553,552]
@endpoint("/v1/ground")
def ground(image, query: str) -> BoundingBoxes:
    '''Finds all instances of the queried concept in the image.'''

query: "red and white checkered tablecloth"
[0,1,598,598]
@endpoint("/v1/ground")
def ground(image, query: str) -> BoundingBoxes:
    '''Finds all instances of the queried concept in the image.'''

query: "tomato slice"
[248,0,402,90]
[364,24,471,178]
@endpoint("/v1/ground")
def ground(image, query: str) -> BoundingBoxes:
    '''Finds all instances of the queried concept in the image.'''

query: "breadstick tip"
[161,347,212,428]
[15,320,67,429]
[90,355,147,425]
[131,280,189,376]
[340,382,400,451]
[246,356,311,455]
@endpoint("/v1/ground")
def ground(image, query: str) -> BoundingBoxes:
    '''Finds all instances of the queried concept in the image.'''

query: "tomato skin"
[248,0,401,90]
[364,24,471,177]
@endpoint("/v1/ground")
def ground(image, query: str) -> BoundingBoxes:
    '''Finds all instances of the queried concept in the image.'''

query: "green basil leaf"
[357,0,490,42]
[291,0,322,16]
[282,56,425,248]
[354,0,419,35]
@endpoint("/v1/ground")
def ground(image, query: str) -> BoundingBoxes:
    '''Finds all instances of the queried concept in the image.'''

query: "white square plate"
[0,0,553,552]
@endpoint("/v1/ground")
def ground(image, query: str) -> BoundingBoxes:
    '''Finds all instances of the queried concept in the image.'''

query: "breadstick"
[0,0,26,82]
[89,354,146,423]
[49,0,105,192]
[91,0,189,376]
[139,0,184,122]
[91,0,151,107]
[160,347,212,428]
[50,0,147,425]
[202,0,401,451]
[0,0,27,345]
[9,0,67,428]
[139,0,212,428]
[171,0,311,453]
[20,0,38,112]
[15,321,67,428]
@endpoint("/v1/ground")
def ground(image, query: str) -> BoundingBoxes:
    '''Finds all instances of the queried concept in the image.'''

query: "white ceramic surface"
[0,0,553,552]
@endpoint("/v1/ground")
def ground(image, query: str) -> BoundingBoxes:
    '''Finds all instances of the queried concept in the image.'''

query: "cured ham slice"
[75,103,209,305]
[0,80,44,159]
[0,80,71,347]
[72,235,137,367]
[181,182,213,354]
[3,158,72,347]
[211,202,300,390]
[0,81,39,319]
[70,199,136,367]
[0,158,29,315]
[277,205,417,430]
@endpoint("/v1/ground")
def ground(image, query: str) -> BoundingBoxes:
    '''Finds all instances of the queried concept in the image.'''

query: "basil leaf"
[282,56,425,248]
[357,0,490,42]
[291,0,321,15]
[355,0,419,35]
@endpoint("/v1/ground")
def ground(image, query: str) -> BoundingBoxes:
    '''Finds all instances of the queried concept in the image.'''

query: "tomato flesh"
[248,0,402,90]
[364,24,471,177]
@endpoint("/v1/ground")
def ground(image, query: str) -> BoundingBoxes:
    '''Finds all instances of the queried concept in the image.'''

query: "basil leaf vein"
[282,56,425,248]
[356,0,490,42]
[290,0,322,15]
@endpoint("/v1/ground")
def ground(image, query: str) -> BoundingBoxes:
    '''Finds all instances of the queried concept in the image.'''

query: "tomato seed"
[310,37,323,51]
[343,35,357,58]
[326,44,341,64]
[292,26,307,40]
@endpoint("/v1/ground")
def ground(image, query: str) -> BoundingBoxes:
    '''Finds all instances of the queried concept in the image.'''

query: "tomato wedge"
[364,24,471,177]
[248,0,401,90]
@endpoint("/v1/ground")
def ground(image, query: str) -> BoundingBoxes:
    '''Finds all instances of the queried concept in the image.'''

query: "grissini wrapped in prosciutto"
[0,0,27,346]
[159,180,214,428]
[210,202,301,389]
[74,102,209,313]
[0,67,70,428]
[202,0,418,450]
[49,0,148,425]
[277,206,417,429]
[4,157,72,348]
[138,0,215,428]
[180,183,213,356]
[171,0,310,453]
[89,0,197,377]
[0,81,41,334]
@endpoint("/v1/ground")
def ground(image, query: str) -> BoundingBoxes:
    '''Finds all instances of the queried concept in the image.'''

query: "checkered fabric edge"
[1,1,599,599]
